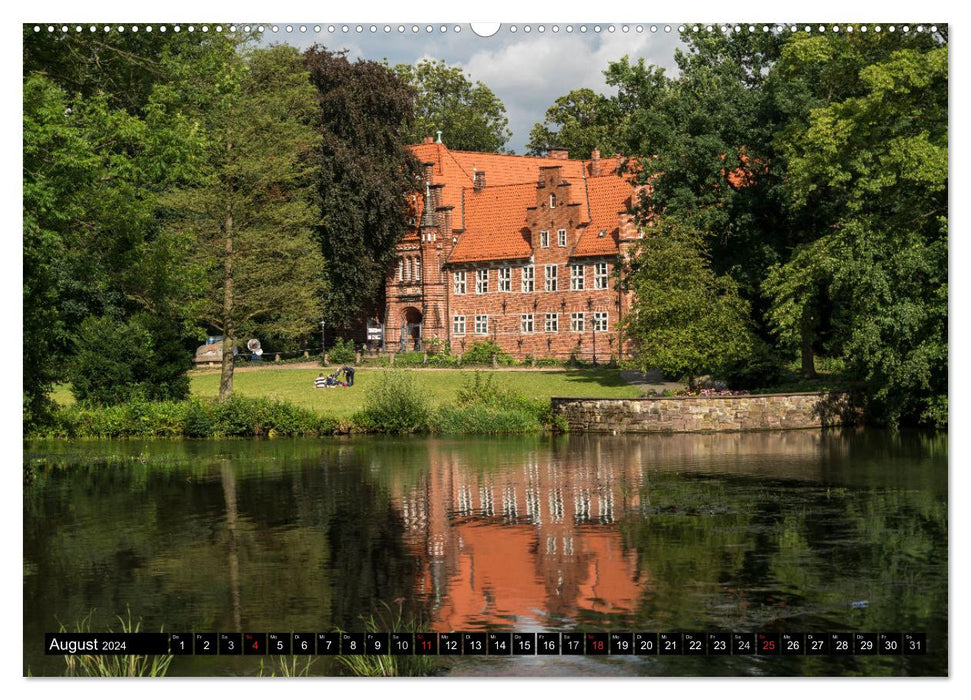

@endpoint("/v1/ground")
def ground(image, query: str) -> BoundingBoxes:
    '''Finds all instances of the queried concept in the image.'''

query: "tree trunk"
[800,307,817,379]
[218,201,235,401]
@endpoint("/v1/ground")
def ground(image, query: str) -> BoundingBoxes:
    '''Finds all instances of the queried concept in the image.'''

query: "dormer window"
[598,229,607,238]
[549,194,556,209]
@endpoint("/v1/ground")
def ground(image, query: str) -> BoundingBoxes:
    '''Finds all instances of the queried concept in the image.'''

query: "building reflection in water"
[393,444,645,631]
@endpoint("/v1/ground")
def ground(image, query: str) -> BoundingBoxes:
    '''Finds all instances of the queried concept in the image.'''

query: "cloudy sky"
[264,24,685,153]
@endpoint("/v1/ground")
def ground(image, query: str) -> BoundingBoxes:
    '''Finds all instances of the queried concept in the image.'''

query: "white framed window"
[475,268,489,294]
[406,257,413,280]
[545,313,559,333]
[571,312,585,332]
[544,264,558,292]
[521,314,534,333]
[557,229,567,247]
[549,194,556,209]
[498,267,511,292]
[453,270,466,295]
[474,315,488,335]
[594,262,609,289]
[453,315,466,335]
[415,257,421,281]
[594,311,608,332]
[571,263,584,290]
[540,230,550,248]
[522,265,534,292]
[397,257,404,281]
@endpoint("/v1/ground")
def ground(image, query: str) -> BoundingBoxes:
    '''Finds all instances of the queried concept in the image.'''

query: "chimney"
[422,161,434,184]
[590,149,601,176]
[474,170,486,192]
[430,183,443,209]
[420,182,436,229]
[547,148,569,160]
[423,136,435,144]
[436,130,443,144]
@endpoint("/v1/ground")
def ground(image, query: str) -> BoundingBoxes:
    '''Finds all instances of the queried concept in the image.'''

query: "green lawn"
[189,367,643,418]
[51,367,643,417]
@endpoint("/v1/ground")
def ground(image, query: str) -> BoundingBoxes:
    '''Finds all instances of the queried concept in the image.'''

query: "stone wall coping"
[551,391,841,402]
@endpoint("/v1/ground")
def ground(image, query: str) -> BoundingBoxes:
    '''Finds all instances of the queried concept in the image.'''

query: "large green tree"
[163,45,325,400]
[394,59,511,152]
[307,48,421,329]
[624,222,757,388]
[612,27,947,425]
[526,88,624,158]
[23,59,202,419]
[780,45,948,426]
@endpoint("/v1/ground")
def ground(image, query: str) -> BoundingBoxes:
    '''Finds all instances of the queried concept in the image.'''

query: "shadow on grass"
[555,369,633,388]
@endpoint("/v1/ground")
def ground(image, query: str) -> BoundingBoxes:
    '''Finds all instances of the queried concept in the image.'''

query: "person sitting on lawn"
[314,373,327,389]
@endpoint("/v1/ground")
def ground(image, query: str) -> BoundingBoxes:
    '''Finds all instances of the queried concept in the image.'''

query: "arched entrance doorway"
[400,307,423,352]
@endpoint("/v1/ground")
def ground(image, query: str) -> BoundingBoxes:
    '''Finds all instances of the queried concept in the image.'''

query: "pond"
[23,429,947,677]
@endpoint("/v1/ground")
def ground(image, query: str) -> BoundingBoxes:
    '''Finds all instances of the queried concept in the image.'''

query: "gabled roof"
[405,142,634,264]
[449,183,534,263]
[572,175,634,257]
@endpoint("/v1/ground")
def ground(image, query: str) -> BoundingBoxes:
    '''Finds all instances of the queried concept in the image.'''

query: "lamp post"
[319,320,326,358]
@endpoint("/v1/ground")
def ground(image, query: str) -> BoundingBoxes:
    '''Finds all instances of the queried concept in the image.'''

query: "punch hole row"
[31,24,939,35]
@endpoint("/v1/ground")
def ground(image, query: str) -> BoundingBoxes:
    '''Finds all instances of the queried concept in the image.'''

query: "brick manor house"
[383,137,644,361]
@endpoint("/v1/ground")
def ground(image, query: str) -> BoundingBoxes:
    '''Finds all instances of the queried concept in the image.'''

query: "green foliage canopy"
[308,48,421,328]
[394,59,511,152]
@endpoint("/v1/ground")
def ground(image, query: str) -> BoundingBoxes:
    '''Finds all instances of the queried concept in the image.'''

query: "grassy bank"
[34,369,620,438]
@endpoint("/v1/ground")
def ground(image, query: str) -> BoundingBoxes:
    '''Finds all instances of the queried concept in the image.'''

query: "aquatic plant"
[61,608,173,677]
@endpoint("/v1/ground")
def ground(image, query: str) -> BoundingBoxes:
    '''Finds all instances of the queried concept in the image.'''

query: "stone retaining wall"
[552,392,853,433]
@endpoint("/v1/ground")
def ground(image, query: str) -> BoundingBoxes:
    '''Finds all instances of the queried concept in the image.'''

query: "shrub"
[29,396,335,438]
[425,353,461,368]
[327,338,356,364]
[722,340,786,390]
[455,371,510,408]
[68,314,191,406]
[430,404,540,434]
[460,340,514,366]
[450,372,561,433]
[353,370,430,434]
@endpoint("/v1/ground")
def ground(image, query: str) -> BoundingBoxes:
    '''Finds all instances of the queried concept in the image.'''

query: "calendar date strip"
[47,631,927,656]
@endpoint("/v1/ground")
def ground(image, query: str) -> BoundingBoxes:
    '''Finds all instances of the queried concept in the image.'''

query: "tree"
[23,63,201,422]
[163,45,325,400]
[624,222,757,388]
[393,59,511,152]
[526,88,624,158]
[307,48,421,328]
[781,45,948,426]
[609,28,947,424]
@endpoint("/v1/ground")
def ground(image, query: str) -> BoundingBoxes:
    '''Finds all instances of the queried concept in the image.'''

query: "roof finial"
[436,130,443,144]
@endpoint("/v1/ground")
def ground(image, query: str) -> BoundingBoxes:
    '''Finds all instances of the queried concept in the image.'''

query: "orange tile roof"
[572,175,634,257]
[405,142,633,263]
[449,183,534,263]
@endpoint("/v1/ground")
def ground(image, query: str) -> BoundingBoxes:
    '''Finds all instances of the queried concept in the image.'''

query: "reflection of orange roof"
[575,529,641,614]
[449,184,534,263]
[435,523,546,630]
[428,520,644,630]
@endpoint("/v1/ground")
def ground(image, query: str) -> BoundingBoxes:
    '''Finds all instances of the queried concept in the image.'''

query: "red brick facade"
[384,140,643,361]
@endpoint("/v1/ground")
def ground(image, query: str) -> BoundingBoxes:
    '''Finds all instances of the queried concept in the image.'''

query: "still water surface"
[24,430,947,676]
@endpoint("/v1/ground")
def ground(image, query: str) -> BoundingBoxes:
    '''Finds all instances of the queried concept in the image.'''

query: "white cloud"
[460,30,682,151]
